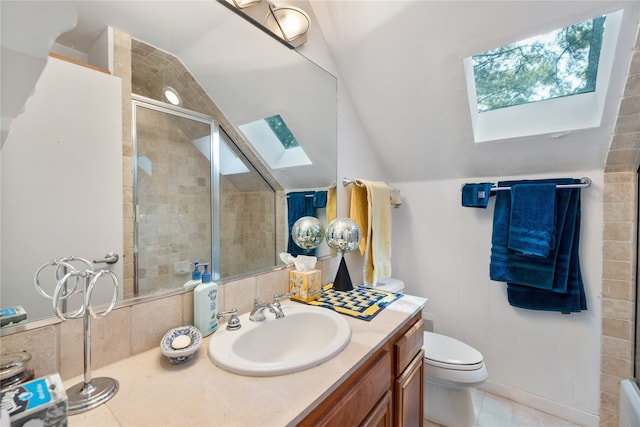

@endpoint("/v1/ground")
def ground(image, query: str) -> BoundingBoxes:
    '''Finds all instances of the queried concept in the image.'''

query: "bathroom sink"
[208,303,351,376]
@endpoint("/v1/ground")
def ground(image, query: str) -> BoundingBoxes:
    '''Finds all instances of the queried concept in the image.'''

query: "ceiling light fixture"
[229,0,261,8]
[219,0,310,49]
[163,86,181,106]
[264,4,309,47]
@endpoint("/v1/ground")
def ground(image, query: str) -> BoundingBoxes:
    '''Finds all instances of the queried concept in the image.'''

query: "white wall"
[390,171,604,426]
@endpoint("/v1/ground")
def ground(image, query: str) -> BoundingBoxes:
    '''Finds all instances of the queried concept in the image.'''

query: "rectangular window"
[472,16,606,112]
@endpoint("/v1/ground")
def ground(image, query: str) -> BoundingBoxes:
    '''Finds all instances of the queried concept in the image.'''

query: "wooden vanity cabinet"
[299,312,424,427]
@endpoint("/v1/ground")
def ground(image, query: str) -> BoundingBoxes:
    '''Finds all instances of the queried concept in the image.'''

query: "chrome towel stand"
[34,255,120,414]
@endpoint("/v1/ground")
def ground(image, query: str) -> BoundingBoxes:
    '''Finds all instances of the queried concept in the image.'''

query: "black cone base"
[333,256,353,292]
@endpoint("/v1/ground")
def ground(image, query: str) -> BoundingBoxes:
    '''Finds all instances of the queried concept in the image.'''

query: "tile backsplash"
[1,257,338,381]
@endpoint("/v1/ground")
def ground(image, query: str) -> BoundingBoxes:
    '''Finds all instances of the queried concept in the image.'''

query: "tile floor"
[424,389,583,427]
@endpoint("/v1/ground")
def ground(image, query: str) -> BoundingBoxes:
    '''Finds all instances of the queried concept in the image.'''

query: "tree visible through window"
[472,16,605,112]
[264,114,300,149]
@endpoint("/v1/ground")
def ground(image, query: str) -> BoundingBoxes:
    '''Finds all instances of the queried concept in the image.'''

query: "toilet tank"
[374,278,405,293]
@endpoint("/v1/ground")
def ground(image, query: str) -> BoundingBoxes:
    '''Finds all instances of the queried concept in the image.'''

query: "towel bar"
[461,177,591,192]
[343,178,402,208]
[342,178,365,188]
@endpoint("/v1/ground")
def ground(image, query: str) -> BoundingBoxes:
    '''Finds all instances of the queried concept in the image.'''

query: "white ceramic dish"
[160,325,202,364]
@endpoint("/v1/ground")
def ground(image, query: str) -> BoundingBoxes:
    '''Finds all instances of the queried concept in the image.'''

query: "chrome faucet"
[249,293,290,322]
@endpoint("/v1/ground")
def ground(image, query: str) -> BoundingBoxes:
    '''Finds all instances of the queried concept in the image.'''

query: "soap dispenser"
[183,261,202,291]
[194,263,218,336]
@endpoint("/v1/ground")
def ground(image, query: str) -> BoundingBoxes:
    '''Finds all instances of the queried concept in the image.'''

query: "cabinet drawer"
[394,318,424,376]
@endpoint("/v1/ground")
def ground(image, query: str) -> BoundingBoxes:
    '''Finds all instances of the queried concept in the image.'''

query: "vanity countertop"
[67,295,427,427]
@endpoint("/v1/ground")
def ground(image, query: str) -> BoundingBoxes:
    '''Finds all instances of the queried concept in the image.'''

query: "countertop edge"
[66,295,427,426]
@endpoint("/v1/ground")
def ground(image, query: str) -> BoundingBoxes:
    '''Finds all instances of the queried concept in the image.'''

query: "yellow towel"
[327,186,337,256]
[327,186,337,224]
[350,179,392,285]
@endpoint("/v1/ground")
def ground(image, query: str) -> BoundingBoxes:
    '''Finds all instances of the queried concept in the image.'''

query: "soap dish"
[160,325,202,365]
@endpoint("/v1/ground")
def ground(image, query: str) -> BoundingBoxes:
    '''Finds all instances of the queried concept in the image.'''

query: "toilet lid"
[422,332,483,368]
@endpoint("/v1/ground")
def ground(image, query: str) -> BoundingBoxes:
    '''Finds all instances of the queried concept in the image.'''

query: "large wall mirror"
[1,1,337,330]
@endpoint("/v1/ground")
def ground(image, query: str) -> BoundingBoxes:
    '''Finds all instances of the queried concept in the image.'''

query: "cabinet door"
[395,350,424,427]
[305,350,391,426]
[395,319,424,376]
[361,390,393,427]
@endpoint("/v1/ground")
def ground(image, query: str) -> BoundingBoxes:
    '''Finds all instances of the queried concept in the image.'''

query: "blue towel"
[313,191,327,208]
[287,191,316,255]
[490,179,586,312]
[490,178,572,290]
[507,189,586,312]
[462,183,494,208]
[508,183,556,258]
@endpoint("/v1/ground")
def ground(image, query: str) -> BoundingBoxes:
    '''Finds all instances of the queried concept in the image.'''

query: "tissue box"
[0,306,27,327]
[289,270,322,302]
[0,373,68,427]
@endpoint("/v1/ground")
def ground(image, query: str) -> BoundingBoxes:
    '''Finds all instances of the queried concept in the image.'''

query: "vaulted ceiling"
[311,1,640,181]
[3,1,639,183]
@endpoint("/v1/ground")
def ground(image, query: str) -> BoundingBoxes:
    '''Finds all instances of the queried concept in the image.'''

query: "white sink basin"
[208,303,351,376]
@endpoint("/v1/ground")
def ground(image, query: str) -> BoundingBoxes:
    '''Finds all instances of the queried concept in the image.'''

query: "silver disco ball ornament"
[326,218,361,254]
[326,218,361,292]
[292,216,325,252]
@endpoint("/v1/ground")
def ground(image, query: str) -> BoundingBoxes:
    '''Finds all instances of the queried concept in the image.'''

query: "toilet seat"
[422,332,484,371]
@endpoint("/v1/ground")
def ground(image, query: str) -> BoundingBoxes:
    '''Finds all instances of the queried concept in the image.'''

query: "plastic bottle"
[183,261,202,291]
[192,261,201,281]
[193,263,218,336]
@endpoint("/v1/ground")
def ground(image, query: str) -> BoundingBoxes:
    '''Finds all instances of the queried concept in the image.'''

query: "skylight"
[464,10,624,142]
[473,16,605,112]
[264,115,300,149]
[239,114,311,170]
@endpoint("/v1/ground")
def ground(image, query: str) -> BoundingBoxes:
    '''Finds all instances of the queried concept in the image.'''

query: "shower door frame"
[131,94,221,295]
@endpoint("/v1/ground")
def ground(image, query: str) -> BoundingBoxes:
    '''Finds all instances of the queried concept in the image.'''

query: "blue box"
[0,373,68,427]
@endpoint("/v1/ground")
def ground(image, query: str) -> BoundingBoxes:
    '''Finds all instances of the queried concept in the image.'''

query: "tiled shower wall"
[135,107,212,294]
[220,186,277,277]
[115,31,284,294]
[599,27,640,427]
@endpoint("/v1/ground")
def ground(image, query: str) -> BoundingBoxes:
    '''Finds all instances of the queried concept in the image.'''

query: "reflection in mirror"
[133,97,279,299]
[133,99,216,298]
[129,39,284,300]
[1,0,336,329]
[1,56,124,327]
[218,127,279,278]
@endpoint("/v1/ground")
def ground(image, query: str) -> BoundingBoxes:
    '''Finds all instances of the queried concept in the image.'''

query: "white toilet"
[375,279,488,427]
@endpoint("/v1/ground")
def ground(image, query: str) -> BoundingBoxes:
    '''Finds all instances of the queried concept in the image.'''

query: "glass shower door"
[133,99,215,296]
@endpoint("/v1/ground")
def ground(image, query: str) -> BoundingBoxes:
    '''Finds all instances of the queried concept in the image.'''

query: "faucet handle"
[217,308,241,331]
[272,292,291,308]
